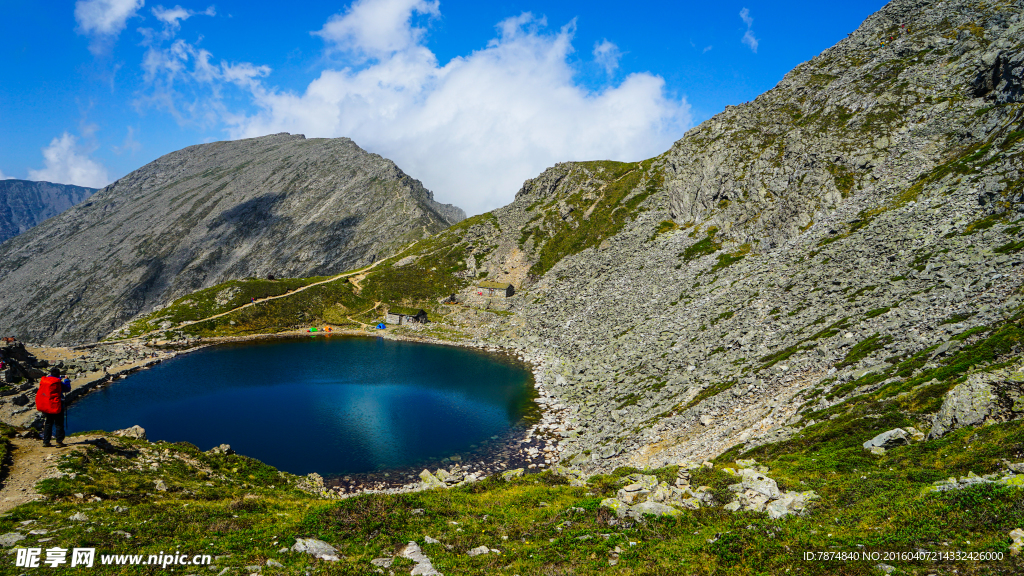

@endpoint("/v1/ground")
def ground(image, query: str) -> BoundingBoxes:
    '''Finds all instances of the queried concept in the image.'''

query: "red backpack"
[36,376,63,414]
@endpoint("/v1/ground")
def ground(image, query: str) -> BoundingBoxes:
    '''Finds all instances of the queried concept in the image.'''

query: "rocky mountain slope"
[242,0,1024,476]
[486,0,1024,473]
[0,179,96,244]
[0,133,464,345]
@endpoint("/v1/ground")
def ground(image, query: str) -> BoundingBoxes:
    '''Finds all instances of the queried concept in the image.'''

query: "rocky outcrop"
[0,134,464,345]
[0,179,95,244]
[929,366,1024,438]
[448,0,1024,474]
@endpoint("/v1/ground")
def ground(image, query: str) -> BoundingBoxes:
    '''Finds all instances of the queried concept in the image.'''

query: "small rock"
[291,538,340,562]
[0,532,25,547]
[69,512,89,522]
[500,468,524,481]
[266,560,284,568]
[370,558,393,567]
[876,563,896,574]
[112,425,147,440]
[425,536,440,545]
[419,469,446,490]
[1010,528,1024,556]
[154,479,168,492]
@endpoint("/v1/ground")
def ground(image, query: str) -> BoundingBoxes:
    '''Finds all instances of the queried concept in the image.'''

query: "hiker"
[36,367,71,448]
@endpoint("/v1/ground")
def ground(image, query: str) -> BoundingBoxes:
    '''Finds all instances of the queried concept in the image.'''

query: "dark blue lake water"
[69,336,534,476]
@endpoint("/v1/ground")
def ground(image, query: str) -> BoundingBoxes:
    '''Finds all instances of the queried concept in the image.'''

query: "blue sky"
[0,0,886,214]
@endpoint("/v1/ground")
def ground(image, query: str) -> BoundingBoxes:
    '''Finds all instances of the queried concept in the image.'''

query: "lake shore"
[17,325,572,494]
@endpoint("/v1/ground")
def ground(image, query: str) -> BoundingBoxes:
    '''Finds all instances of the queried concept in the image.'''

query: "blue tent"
[377,323,386,329]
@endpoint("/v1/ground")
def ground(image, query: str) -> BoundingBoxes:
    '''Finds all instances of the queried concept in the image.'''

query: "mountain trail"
[0,434,105,514]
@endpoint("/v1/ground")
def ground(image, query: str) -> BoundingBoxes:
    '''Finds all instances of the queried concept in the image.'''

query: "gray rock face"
[418,0,1024,475]
[863,429,910,450]
[0,179,96,244]
[0,133,464,345]
[930,370,1024,438]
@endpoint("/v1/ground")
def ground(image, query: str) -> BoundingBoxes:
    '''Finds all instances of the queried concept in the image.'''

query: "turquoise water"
[69,336,534,476]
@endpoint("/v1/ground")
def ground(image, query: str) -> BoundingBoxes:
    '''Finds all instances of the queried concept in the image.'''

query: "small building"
[476,281,515,298]
[385,307,429,325]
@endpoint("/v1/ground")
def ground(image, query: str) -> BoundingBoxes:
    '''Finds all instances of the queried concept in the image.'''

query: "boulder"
[113,425,147,440]
[419,469,446,490]
[930,370,1024,438]
[765,491,819,519]
[735,469,780,499]
[500,468,524,480]
[552,465,587,486]
[398,541,443,575]
[628,501,682,518]
[292,538,340,562]
[207,444,234,455]
[1010,528,1024,556]
[863,428,909,451]
[600,498,632,518]
[0,532,25,547]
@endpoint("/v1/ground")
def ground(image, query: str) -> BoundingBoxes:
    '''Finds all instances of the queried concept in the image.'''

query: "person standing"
[35,367,71,447]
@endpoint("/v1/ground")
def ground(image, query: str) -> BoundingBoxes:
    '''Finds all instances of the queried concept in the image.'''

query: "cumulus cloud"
[28,133,110,188]
[739,8,758,53]
[0,169,11,180]
[314,0,440,59]
[228,3,690,215]
[75,0,145,53]
[593,39,621,76]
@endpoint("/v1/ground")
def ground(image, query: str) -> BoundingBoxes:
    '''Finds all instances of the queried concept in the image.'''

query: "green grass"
[682,229,722,262]
[650,220,680,241]
[837,334,893,368]
[8,412,1024,576]
[529,159,663,276]
[114,277,337,338]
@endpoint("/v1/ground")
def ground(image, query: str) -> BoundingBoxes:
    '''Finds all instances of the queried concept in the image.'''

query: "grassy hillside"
[4,415,1022,575]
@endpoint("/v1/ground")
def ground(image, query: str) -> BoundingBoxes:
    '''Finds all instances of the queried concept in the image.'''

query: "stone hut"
[384,307,429,325]
[477,281,515,298]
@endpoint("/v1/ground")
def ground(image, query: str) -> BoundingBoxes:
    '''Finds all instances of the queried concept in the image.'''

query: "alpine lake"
[69,335,538,487]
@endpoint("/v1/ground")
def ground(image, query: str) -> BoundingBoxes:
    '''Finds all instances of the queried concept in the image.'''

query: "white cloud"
[228,5,690,215]
[314,0,440,59]
[138,37,270,126]
[739,8,758,53]
[593,39,621,76]
[113,126,142,155]
[28,133,110,188]
[739,7,754,28]
[151,4,215,35]
[0,169,11,180]
[703,45,713,53]
[75,0,145,53]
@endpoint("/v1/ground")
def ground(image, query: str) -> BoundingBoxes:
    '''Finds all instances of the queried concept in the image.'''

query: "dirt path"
[98,258,392,346]
[346,301,382,329]
[0,435,104,513]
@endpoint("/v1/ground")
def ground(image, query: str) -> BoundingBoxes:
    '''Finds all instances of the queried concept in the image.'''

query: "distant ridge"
[0,179,96,244]
[0,133,465,345]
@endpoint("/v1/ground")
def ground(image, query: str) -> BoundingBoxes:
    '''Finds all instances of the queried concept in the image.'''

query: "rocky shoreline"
[3,326,573,498]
